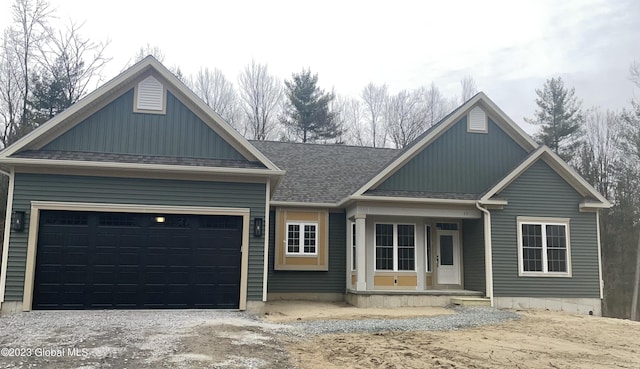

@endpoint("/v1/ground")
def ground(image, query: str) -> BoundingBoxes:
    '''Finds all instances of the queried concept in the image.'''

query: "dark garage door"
[33,210,243,310]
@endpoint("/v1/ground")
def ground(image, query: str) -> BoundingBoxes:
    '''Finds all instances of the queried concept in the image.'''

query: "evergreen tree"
[281,68,340,143]
[526,77,584,162]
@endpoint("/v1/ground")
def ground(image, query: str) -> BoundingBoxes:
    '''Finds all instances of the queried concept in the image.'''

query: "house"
[0,57,611,315]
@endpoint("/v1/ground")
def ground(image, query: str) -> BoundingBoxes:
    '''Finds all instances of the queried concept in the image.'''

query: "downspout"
[476,201,494,307]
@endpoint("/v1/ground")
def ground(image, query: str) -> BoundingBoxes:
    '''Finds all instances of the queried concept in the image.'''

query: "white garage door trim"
[22,201,251,312]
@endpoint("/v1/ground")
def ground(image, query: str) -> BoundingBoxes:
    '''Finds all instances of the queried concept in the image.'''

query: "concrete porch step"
[450,297,491,307]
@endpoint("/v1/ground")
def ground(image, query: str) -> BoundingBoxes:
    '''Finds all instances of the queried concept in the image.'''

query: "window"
[518,217,571,276]
[375,223,416,271]
[351,222,356,271]
[286,222,317,255]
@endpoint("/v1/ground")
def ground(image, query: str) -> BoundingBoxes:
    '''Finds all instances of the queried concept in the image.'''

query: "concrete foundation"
[0,301,22,314]
[493,297,602,316]
[267,292,344,302]
[245,301,266,315]
[344,290,482,308]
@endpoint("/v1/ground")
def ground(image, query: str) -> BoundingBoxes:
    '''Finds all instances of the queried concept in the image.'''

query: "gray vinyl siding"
[3,173,266,302]
[462,218,485,293]
[377,117,528,194]
[42,89,245,160]
[267,210,346,293]
[491,161,600,297]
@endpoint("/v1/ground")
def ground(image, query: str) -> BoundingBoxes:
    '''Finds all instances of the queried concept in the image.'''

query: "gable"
[499,160,584,206]
[374,116,528,194]
[41,88,245,160]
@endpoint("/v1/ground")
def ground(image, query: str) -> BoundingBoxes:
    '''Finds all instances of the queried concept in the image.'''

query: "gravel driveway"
[0,310,292,369]
[0,307,517,369]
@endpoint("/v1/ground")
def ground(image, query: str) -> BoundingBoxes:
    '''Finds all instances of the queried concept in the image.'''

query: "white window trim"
[517,216,572,277]
[351,222,356,271]
[285,221,318,256]
[374,222,416,272]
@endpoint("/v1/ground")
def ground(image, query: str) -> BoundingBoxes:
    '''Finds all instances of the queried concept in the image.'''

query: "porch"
[345,201,490,307]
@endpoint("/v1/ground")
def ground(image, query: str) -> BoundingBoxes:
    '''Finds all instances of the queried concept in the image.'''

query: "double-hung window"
[286,222,318,255]
[518,217,571,276]
[375,223,415,271]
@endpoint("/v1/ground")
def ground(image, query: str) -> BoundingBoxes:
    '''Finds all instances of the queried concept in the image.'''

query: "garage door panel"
[33,211,242,310]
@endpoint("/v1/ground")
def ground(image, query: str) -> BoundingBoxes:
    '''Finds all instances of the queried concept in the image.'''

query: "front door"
[436,230,460,285]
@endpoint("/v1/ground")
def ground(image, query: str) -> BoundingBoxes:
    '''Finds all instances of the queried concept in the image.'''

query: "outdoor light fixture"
[155,216,166,223]
[11,211,25,232]
[254,217,263,237]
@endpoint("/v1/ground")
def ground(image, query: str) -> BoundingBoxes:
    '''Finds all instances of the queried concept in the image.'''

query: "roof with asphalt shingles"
[12,150,267,169]
[250,141,397,203]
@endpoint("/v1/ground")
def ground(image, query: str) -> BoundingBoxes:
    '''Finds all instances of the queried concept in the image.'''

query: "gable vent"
[468,106,487,133]
[136,75,164,112]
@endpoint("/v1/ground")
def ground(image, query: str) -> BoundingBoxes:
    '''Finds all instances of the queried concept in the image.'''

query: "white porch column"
[355,214,367,291]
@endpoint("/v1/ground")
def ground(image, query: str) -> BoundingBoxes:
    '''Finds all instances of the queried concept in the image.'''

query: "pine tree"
[281,68,340,143]
[526,77,584,162]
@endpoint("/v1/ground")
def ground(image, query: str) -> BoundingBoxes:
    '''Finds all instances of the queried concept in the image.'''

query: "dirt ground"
[263,301,453,322]
[2,303,639,368]
[285,307,640,369]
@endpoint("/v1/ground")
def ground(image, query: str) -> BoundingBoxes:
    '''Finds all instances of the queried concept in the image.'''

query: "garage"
[32,210,243,310]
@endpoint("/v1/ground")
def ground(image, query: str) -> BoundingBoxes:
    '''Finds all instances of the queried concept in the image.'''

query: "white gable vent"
[468,106,487,133]
[136,75,165,112]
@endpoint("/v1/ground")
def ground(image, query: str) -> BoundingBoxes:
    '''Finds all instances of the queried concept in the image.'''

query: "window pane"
[440,235,454,265]
[397,224,415,271]
[426,226,432,272]
[303,224,316,253]
[546,225,566,248]
[522,224,543,272]
[375,224,394,270]
[376,224,394,246]
[352,223,356,270]
[287,224,300,253]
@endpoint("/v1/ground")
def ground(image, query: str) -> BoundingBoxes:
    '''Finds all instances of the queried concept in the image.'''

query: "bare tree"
[460,75,478,102]
[423,83,447,127]
[237,60,282,140]
[630,61,640,88]
[576,108,621,199]
[38,20,110,106]
[133,43,165,63]
[190,67,241,131]
[361,82,388,147]
[9,0,53,126]
[386,89,427,148]
[0,32,23,146]
[332,95,367,146]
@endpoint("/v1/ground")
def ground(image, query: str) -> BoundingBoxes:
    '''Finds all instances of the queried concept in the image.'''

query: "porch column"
[355,214,367,291]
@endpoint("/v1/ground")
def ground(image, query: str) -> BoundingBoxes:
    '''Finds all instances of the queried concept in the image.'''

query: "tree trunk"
[631,230,640,321]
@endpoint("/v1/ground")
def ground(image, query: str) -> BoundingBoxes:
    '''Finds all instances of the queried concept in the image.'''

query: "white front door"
[436,230,460,285]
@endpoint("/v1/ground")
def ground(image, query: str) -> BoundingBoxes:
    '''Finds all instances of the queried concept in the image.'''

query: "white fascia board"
[480,146,545,202]
[348,195,477,205]
[0,158,285,178]
[269,201,339,208]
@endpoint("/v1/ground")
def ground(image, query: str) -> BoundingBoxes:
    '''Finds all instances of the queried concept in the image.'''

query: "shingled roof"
[250,141,397,204]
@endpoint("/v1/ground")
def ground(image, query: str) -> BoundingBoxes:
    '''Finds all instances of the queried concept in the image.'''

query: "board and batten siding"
[462,218,485,293]
[3,173,266,302]
[491,161,600,298]
[267,210,346,293]
[377,117,528,194]
[43,89,246,161]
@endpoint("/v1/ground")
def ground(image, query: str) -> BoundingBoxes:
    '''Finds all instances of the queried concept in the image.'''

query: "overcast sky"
[1,0,639,134]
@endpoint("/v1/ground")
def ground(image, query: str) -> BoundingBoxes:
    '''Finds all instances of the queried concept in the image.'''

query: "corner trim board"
[0,169,15,302]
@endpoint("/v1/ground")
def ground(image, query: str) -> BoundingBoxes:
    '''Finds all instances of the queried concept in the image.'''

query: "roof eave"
[0,158,285,178]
